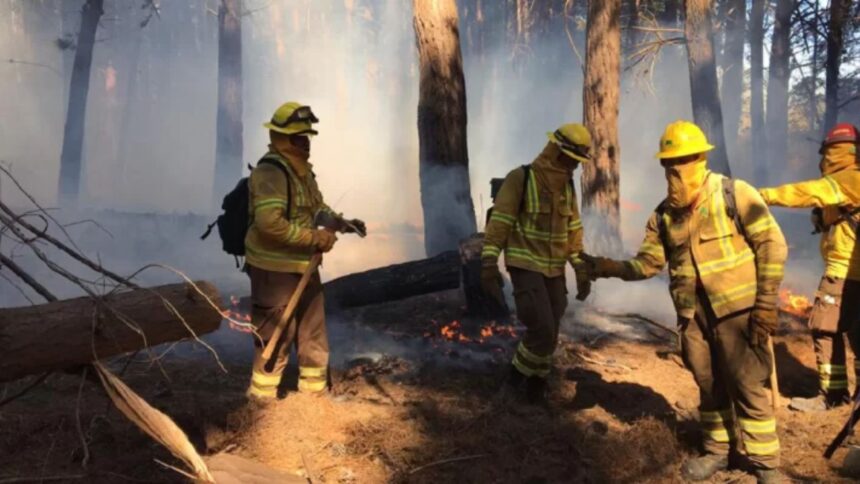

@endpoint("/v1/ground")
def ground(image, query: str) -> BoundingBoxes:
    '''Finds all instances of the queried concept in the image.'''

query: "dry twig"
[408,454,489,475]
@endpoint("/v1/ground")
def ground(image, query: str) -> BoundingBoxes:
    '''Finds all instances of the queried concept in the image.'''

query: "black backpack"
[202,157,291,261]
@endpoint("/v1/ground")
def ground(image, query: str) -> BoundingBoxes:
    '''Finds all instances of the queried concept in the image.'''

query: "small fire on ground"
[779,288,813,318]
[223,295,253,332]
[424,319,521,345]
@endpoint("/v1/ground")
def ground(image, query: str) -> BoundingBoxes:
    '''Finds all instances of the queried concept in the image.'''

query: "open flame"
[779,288,813,318]
[222,295,253,333]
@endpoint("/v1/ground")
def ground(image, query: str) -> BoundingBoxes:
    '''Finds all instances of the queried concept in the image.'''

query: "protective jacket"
[760,166,860,281]
[481,143,584,278]
[245,149,336,273]
[611,173,787,320]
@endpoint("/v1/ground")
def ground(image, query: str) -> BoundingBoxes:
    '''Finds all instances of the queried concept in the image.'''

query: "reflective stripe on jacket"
[481,146,583,278]
[244,150,333,273]
[615,173,787,319]
[760,169,860,281]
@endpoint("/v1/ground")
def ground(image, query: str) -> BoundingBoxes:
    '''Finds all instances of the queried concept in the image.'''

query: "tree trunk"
[0,282,223,382]
[659,0,681,26]
[720,0,745,144]
[765,0,795,170]
[750,0,766,184]
[413,0,477,257]
[823,0,849,133]
[684,0,731,176]
[581,0,622,255]
[57,0,103,205]
[213,0,243,208]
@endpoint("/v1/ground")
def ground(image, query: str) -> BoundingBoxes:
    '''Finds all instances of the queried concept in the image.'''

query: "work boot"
[493,366,526,405]
[788,395,844,412]
[525,376,547,405]
[753,468,785,484]
[681,454,728,481]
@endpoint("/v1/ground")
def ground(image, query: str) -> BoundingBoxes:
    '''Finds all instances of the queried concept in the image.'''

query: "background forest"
[0,0,859,296]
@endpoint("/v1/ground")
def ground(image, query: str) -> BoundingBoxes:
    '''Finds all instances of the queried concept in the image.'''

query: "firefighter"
[759,123,860,412]
[245,102,365,400]
[481,123,593,404]
[582,121,787,482]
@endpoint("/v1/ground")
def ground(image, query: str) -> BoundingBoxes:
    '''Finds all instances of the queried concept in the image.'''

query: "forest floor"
[1,290,858,483]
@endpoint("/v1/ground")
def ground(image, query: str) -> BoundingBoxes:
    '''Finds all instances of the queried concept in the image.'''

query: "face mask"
[665,160,708,209]
[819,143,857,175]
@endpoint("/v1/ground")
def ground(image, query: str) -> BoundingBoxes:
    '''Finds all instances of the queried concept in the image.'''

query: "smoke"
[0,1,824,312]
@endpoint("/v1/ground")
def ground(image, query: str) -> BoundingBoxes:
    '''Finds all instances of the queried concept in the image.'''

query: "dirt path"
[1,293,857,483]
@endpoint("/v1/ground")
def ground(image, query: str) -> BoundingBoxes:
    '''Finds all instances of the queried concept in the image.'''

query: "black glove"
[811,208,825,234]
[480,264,505,306]
[575,268,591,301]
[342,218,367,236]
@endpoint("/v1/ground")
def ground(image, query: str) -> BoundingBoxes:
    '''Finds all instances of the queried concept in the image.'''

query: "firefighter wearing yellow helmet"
[481,123,592,404]
[245,102,365,400]
[759,123,860,413]
[582,121,788,482]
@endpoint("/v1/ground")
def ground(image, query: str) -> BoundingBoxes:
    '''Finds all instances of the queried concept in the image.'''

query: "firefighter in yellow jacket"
[583,121,787,483]
[245,102,365,400]
[759,123,860,412]
[481,123,592,404]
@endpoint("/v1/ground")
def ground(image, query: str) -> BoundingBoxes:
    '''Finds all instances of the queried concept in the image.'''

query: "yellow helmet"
[547,123,592,163]
[264,102,319,136]
[655,120,714,159]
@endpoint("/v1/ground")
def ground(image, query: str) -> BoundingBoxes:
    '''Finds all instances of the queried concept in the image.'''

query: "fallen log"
[324,250,461,309]
[0,281,222,382]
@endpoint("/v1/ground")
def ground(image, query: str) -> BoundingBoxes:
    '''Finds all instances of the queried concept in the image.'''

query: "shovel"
[261,211,365,362]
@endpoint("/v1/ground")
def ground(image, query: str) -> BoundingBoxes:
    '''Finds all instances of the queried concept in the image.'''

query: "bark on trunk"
[324,250,462,309]
[685,0,731,176]
[750,0,766,184]
[213,0,243,208]
[413,0,477,257]
[0,282,223,382]
[765,0,796,170]
[720,0,745,143]
[823,0,849,133]
[58,0,103,205]
[582,0,623,255]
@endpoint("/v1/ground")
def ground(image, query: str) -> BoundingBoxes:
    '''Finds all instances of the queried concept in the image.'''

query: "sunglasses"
[554,129,591,161]
[272,105,319,128]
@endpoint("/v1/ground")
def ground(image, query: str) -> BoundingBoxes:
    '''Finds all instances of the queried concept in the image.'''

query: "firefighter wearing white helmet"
[582,121,788,483]
[481,123,593,404]
[245,102,366,400]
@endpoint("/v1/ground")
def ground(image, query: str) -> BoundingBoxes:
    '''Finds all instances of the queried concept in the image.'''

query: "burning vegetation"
[779,288,813,319]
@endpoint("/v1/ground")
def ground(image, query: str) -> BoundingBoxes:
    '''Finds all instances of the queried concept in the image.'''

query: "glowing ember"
[779,288,812,318]
[428,319,520,344]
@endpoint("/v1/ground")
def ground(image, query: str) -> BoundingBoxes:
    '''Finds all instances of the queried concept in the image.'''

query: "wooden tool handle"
[261,252,323,361]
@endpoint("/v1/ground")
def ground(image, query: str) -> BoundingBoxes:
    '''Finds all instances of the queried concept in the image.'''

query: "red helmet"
[820,123,859,154]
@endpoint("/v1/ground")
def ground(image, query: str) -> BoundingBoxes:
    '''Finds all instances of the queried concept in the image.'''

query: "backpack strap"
[655,200,670,252]
[257,156,293,220]
[721,176,746,237]
[520,165,532,213]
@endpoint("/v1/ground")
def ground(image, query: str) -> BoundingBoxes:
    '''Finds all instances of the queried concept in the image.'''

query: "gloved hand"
[810,207,825,234]
[312,230,338,253]
[480,263,505,306]
[749,306,778,347]
[342,218,367,236]
[574,268,591,301]
[579,253,625,280]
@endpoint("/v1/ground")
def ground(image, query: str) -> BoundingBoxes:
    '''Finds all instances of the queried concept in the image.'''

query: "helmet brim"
[547,132,590,163]
[655,143,715,159]
[264,122,318,136]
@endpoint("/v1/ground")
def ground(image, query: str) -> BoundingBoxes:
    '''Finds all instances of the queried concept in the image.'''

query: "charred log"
[324,251,461,310]
[0,281,222,382]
